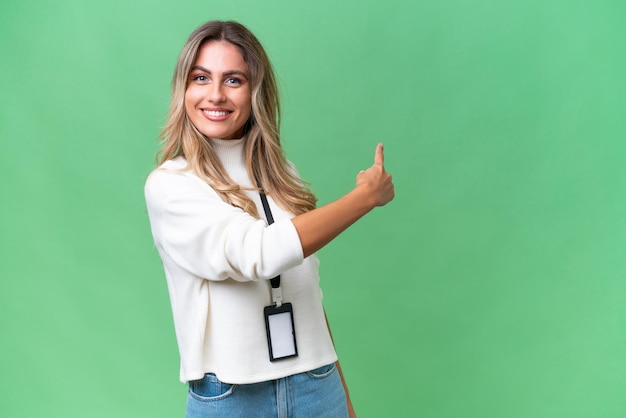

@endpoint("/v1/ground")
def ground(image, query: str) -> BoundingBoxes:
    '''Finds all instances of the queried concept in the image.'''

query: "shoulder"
[144,157,218,206]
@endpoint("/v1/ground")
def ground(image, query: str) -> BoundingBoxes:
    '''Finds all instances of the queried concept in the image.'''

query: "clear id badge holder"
[264,283,298,361]
[260,192,298,362]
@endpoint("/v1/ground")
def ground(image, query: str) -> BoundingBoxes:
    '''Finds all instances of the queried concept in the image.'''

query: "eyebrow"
[191,65,249,79]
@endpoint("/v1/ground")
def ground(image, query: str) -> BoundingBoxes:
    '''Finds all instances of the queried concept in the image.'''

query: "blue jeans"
[186,363,348,417]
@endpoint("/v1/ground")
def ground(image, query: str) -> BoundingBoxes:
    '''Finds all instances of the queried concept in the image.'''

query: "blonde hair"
[158,20,316,217]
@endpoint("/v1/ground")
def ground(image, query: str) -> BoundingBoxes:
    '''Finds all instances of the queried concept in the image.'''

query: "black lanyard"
[259,193,282,303]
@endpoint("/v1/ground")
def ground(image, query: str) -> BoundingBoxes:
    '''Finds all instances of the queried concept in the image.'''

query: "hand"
[356,143,395,208]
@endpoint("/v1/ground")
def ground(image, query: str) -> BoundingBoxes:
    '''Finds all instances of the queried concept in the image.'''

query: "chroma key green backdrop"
[1,0,625,417]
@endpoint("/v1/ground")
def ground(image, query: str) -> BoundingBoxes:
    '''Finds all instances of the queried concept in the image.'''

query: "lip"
[201,107,233,121]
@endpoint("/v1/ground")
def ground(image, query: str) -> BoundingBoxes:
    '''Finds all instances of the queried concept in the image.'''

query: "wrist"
[352,182,378,211]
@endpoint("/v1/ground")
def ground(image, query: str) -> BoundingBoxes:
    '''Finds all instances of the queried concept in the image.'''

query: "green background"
[1,0,625,417]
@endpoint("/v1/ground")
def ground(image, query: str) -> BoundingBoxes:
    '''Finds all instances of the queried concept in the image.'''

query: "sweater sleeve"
[144,168,304,282]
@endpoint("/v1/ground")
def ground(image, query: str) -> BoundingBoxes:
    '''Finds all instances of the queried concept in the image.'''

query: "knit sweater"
[144,137,337,384]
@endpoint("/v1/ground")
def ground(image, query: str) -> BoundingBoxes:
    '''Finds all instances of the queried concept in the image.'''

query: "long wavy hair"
[158,20,316,217]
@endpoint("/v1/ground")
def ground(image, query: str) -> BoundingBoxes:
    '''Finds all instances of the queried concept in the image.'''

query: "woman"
[145,20,394,418]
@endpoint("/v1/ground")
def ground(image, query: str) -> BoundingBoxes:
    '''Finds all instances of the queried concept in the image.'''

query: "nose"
[208,82,226,103]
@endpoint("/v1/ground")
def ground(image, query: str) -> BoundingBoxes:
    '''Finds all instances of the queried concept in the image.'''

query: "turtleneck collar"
[209,136,246,165]
[208,136,251,187]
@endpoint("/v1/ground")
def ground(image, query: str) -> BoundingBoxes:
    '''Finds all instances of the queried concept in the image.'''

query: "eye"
[225,77,242,86]
[191,74,209,83]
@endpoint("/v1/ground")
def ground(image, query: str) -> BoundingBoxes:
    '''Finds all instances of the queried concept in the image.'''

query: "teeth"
[203,110,230,116]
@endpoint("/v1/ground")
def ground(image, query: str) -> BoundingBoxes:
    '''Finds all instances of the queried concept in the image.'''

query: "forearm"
[291,143,394,258]
[335,359,356,417]
[291,186,375,258]
[325,312,356,417]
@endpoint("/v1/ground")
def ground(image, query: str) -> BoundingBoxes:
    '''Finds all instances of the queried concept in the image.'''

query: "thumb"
[374,143,385,168]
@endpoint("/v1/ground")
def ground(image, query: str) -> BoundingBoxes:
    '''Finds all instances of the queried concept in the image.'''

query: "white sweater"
[144,137,337,384]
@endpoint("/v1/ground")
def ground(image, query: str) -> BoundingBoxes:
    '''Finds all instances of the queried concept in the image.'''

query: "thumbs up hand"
[356,143,395,208]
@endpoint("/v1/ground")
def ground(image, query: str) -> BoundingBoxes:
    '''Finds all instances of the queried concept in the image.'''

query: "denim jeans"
[185,363,348,418]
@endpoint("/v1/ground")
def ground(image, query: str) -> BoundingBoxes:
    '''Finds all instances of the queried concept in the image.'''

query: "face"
[185,41,252,140]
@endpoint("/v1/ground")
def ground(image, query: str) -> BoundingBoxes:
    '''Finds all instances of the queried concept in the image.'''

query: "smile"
[202,109,231,117]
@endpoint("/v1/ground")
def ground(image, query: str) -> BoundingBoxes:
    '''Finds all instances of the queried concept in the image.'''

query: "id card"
[264,303,298,362]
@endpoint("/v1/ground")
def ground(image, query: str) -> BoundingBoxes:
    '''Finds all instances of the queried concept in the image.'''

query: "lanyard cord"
[259,192,282,305]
